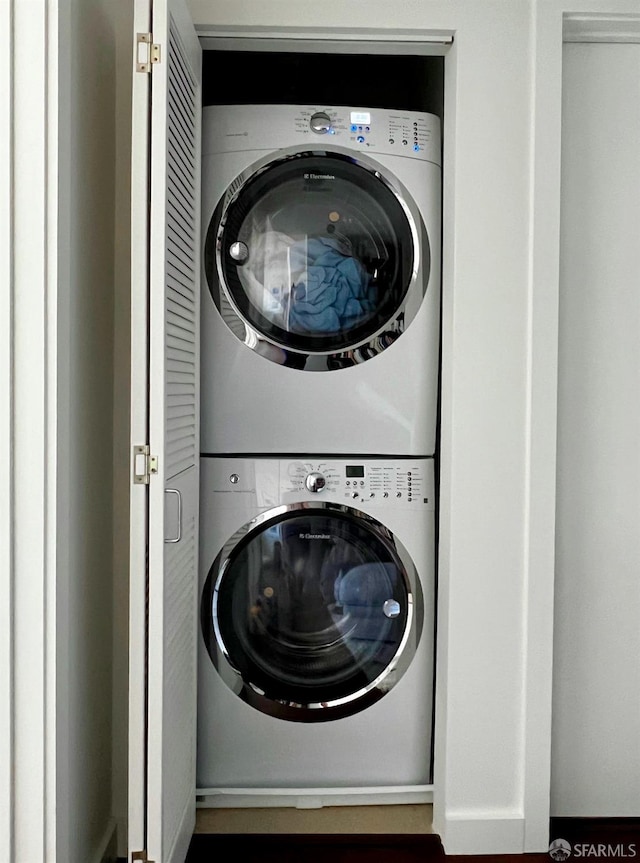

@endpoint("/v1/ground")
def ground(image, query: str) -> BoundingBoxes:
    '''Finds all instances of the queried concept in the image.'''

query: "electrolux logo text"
[549,839,637,860]
[299,533,331,540]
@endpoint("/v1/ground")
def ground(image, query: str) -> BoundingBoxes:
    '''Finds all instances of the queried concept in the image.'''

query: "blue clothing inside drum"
[334,563,398,612]
[287,237,375,334]
[333,563,400,645]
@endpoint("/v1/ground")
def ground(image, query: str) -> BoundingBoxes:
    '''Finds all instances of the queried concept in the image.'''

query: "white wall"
[552,40,640,816]
[57,1,119,860]
[112,1,135,854]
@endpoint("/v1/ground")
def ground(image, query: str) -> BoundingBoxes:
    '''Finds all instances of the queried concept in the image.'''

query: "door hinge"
[133,444,158,484]
[136,32,161,73]
[132,852,155,863]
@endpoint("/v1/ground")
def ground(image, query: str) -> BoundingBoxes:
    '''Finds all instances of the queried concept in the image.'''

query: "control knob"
[305,472,326,493]
[309,111,332,134]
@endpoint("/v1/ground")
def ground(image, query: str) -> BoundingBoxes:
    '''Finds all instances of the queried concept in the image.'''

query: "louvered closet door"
[147,0,201,861]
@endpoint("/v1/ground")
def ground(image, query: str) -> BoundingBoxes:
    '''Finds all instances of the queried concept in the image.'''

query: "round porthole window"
[201,503,423,722]
[204,149,429,368]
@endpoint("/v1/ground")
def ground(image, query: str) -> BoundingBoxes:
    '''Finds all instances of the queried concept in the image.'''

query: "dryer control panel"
[280,459,435,509]
[301,106,435,159]
[202,104,442,167]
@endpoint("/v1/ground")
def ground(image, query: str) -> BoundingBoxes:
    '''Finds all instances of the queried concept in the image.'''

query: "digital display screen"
[346,465,365,478]
[350,111,371,125]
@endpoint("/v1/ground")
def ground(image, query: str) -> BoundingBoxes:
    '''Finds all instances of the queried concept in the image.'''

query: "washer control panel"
[285,460,341,494]
[281,459,434,508]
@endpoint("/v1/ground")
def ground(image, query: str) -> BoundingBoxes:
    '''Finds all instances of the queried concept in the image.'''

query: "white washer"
[200,104,442,456]
[197,456,435,797]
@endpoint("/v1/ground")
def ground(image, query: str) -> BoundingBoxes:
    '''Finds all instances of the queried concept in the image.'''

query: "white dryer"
[197,456,435,797]
[200,104,442,456]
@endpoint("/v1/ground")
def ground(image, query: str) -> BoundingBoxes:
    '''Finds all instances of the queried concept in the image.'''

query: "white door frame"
[0,0,13,855]
[0,0,60,861]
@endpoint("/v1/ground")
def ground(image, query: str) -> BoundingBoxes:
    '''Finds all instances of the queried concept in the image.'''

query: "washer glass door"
[205,151,426,366]
[201,504,421,721]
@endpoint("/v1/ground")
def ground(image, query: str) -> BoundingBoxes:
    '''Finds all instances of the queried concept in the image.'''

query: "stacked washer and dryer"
[197,104,442,802]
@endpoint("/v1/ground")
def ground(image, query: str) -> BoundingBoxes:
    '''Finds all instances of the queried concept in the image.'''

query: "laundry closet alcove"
[126,1,558,860]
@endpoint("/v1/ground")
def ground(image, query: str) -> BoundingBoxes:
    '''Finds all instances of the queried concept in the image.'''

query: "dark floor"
[187,832,446,862]
[185,832,563,862]
[118,816,640,862]
[185,818,640,862]
[193,833,564,862]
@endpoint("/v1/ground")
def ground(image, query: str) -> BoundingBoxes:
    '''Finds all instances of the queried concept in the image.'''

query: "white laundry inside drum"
[233,227,297,326]
[230,220,382,340]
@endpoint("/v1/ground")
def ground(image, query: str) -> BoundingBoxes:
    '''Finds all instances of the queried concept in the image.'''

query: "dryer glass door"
[205,152,421,358]
[202,506,420,721]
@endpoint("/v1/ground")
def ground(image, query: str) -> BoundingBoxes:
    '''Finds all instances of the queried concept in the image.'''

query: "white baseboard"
[433,809,526,855]
[196,785,433,809]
